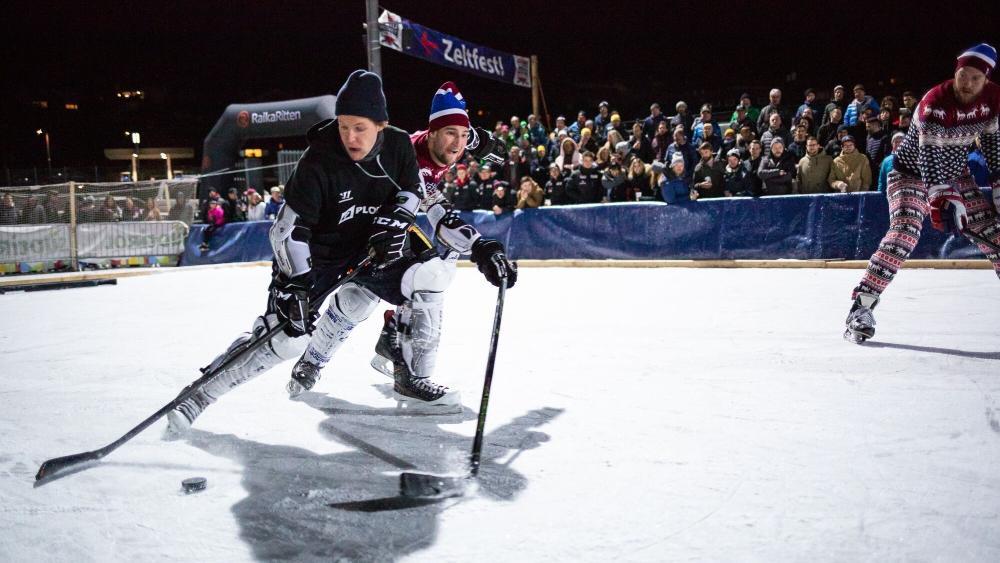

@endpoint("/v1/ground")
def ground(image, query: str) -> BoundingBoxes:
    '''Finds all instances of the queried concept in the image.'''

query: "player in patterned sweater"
[286,81,518,402]
[845,43,1000,343]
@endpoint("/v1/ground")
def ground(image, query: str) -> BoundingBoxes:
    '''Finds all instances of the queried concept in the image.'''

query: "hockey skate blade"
[843,328,870,344]
[369,355,394,379]
[393,391,463,415]
[286,378,307,398]
[399,472,468,499]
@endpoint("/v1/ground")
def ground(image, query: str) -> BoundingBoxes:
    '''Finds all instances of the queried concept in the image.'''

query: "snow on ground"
[1,264,999,562]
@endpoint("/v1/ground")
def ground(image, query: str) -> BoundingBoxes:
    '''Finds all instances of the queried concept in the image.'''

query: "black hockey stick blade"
[35,449,105,483]
[962,227,1000,254]
[399,471,469,499]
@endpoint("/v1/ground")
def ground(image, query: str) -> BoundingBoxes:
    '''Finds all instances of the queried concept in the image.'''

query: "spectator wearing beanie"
[544,163,569,205]
[731,93,760,125]
[759,112,791,155]
[757,137,797,196]
[691,104,721,145]
[659,154,693,204]
[669,101,694,136]
[797,136,833,194]
[795,88,822,123]
[666,127,699,180]
[651,121,672,162]
[844,84,880,126]
[722,148,752,197]
[877,131,906,193]
[692,142,725,199]
[822,85,848,126]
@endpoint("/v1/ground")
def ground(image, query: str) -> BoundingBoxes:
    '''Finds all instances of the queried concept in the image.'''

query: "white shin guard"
[301,282,379,368]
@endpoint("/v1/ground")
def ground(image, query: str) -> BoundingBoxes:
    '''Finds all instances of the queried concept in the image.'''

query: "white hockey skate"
[844,292,879,344]
[287,357,322,398]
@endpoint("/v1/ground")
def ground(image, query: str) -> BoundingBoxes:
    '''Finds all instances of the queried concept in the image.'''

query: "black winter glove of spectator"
[269,272,316,337]
[468,127,507,167]
[471,238,517,288]
[368,205,414,267]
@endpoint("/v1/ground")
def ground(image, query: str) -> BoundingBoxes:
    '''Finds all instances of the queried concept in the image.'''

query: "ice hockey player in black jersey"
[165,70,499,435]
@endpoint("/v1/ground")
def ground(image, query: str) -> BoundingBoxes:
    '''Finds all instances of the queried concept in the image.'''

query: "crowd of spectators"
[0,190,202,226]
[433,83,989,210]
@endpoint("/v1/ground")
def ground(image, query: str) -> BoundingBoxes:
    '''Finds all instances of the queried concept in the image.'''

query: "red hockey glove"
[928,185,967,233]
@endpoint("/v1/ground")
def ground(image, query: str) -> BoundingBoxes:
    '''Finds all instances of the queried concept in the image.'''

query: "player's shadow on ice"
[864,341,1000,360]
[183,398,562,562]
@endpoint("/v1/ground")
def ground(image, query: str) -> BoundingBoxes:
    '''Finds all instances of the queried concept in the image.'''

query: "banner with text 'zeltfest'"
[378,9,532,89]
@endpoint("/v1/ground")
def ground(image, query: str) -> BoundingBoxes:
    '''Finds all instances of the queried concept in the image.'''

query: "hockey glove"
[471,238,517,288]
[468,127,507,167]
[269,272,316,337]
[928,185,968,233]
[368,204,414,266]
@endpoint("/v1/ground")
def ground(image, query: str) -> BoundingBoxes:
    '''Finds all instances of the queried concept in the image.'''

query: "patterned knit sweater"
[894,79,1000,186]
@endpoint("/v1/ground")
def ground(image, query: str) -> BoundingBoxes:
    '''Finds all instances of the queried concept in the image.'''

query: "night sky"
[4,0,1000,172]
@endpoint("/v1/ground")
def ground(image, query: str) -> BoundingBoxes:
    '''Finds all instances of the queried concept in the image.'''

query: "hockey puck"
[181,477,207,494]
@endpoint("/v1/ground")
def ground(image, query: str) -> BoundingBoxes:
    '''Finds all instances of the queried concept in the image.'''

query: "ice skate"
[287,356,322,398]
[393,360,462,413]
[163,389,211,440]
[370,310,397,379]
[844,292,879,343]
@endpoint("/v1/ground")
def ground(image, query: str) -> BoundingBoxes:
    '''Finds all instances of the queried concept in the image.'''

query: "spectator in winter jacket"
[757,88,791,133]
[515,176,544,209]
[731,93,760,124]
[691,104,721,145]
[823,85,848,126]
[744,140,765,196]
[526,114,547,147]
[628,121,655,163]
[827,136,872,192]
[691,142,725,199]
[666,128,699,180]
[264,187,284,219]
[491,182,516,215]
[651,121,672,162]
[735,124,756,156]
[669,101,694,136]
[97,195,122,222]
[786,124,810,161]
[844,84,880,126]
[555,137,581,172]
[757,137,796,196]
[567,152,603,204]
[578,127,599,155]
[606,113,627,140]
[593,101,611,141]
[166,191,196,225]
[20,195,46,224]
[901,90,918,114]
[470,164,499,210]
[659,155,692,204]
[759,112,791,155]
[719,128,737,159]
[246,191,266,221]
[795,88,822,123]
[505,146,531,188]
[796,136,833,194]
[507,116,528,146]
[530,145,552,186]
[877,131,906,193]
[642,103,668,140]
[624,157,654,199]
[544,163,569,205]
[567,111,587,141]
[730,105,758,138]
[826,125,849,158]
[722,149,751,197]
[863,116,891,181]
[200,198,225,251]
[224,188,246,223]
[817,107,844,147]
[697,122,722,154]
[896,108,913,134]
[602,160,627,201]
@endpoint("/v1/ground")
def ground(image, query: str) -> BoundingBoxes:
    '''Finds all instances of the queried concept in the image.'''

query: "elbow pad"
[427,201,480,254]
[269,204,312,278]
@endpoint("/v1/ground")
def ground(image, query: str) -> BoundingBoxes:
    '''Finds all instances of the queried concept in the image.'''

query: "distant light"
[132,153,138,158]
[159,152,167,159]
[65,103,79,110]
[36,129,44,135]
[131,132,141,144]
[124,131,130,136]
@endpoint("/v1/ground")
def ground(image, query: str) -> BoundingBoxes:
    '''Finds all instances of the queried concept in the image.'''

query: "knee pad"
[401,257,456,300]
[328,282,380,324]
[254,313,308,361]
[397,290,445,379]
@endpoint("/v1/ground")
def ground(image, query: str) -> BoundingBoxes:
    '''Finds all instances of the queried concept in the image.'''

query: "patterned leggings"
[854,171,1000,298]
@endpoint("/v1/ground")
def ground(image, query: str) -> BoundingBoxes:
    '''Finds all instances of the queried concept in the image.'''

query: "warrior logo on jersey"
[339,190,353,203]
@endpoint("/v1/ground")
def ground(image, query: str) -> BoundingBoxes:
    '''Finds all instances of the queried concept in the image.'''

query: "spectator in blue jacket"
[526,114,547,147]
[642,103,668,140]
[659,154,692,204]
[877,131,906,193]
[968,145,989,187]
[844,84,880,126]
[264,186,284,220]
[691,104,721,144]
[567,111,587,141]
[665,127,699,180]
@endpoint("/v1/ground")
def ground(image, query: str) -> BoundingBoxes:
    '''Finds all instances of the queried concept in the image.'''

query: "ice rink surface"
[2,264,999,562]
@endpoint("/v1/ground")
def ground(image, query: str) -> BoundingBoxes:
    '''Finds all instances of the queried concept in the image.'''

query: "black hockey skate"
[393,361,462,413]
[369,310,396,379]
[286,357,322,398]
[844,292,879,344]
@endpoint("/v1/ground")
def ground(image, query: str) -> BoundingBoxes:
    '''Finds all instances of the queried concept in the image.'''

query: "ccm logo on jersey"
[339,205,380,224]
[373,216,409,229]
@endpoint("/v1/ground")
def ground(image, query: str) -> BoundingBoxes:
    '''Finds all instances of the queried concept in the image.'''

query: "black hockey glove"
[269,272,316,337]
[471,238,517,288]
[368,204,414,267]
[468,127,507,167]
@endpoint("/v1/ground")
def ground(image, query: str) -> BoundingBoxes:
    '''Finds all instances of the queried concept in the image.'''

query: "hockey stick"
[961,227,1000,254]
[399,274,508,498]
[35,258,371,483]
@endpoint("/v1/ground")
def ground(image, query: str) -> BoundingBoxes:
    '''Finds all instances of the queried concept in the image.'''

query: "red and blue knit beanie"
[956,43,997,77]
[429,82,470,131]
